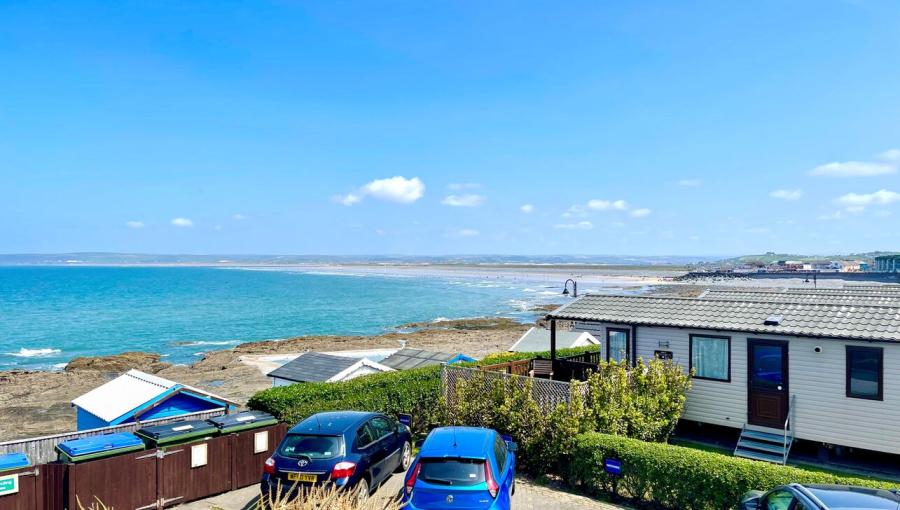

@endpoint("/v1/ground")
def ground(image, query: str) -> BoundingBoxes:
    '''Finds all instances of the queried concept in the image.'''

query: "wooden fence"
[0,423,286,510]
[0,409,226,465]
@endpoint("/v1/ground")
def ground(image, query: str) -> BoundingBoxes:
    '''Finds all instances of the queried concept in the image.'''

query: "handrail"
[783,394,796,464]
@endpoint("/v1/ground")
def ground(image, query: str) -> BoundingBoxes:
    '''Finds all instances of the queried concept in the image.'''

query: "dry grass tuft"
[260,483,403,509]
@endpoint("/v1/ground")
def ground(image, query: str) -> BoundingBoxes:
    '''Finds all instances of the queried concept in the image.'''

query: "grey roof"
[267,352,359,383]
[701,289,900,307]
[784,288,900,296]
[380,348,459,370]
[547,294,900,342]
[510,327,598,352]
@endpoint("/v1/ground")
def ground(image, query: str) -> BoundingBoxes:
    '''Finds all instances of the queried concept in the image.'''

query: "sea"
[0,266,642,371]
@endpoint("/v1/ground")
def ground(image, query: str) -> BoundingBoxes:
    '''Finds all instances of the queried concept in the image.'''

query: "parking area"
[177,474,629,510]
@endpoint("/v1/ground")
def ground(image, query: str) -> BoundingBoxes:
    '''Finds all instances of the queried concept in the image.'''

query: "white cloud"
[769,189,804,201]
[335,176,425,206]
[125,220,144,229]
[678,179,702,187]
[809,149,899,177]
[689,235,701,241]
[520,204,535,214]
[455,228,480,237]
[587,199,628,211]
[554,221,594,230]
[447,183,481,190]
[818,210,845,221]
[629,208,652,218]
[232,213,247,220]
[171,217,193,228]
[441,194,485,207]
[845,205,865,214]
[835,189,900,206]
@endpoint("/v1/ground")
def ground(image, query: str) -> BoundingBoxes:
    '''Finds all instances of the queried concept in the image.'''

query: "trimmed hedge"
[570,432,896,510]
[246,345,599,436]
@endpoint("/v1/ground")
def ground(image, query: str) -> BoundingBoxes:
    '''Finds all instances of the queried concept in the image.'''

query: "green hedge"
[248,365,443,435]
[570,432,896,510]
[246,345,599,436]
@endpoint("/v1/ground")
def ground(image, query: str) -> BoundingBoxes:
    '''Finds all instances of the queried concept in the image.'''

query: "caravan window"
[690,335,730,382]
[847,346,883,400]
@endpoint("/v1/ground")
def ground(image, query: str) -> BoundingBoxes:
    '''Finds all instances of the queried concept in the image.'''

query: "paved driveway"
[177,474,628,510]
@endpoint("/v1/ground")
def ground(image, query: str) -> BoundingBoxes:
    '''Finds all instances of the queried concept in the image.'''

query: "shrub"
[570,432,896,510]
[248,365,443,435]
[586,358,691,442]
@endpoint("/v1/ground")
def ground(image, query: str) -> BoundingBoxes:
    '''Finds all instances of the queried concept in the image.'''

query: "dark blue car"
[402,427,517,510]
[261,411,412,502]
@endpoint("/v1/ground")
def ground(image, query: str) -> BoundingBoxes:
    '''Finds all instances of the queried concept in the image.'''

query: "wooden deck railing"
[479,359,531,376]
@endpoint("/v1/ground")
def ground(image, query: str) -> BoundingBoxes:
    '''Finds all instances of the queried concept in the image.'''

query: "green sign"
[0,474,18,496]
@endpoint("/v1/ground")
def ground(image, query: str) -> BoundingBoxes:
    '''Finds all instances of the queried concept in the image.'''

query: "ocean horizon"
[0,266,645,371]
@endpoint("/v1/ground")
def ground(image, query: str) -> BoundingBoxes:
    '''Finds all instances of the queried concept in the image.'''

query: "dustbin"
[0,453,30,473]
[207,410,277,434]
[136,419,219,447]
[56,432,145,463]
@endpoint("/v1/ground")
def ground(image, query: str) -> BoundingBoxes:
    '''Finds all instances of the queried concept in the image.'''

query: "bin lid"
[56,432,145,458]
[207,410,277,431]
[136,419,218,444]
[0,453,30,472]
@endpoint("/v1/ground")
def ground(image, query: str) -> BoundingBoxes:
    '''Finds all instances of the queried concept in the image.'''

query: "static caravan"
[546,294,900,464]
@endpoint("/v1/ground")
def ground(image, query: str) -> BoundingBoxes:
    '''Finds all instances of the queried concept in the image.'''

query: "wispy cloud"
[745,227,770,234]
[818,210,845,221]
[587,199,628,211]
[554,221,594,230]
[835,189,900,207]
[125,220,145,229]
[232,213,247,220]
[441,194,485,207]
[629,208,652,218]
[334,176,425,206]
[451,228,480,237]
[677,179,702,187]
[520,204,535,214]
[769,189,804,201]
[171,217,193,228]
[809,149,899,177]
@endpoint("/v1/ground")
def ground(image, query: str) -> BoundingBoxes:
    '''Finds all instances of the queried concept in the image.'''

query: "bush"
[248,365,443,435]
[570,432,896,510]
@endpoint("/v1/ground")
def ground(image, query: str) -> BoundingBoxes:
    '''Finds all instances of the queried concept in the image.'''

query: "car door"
[369,417,399,481]
[355,422,380,483]
[493,435,513,501]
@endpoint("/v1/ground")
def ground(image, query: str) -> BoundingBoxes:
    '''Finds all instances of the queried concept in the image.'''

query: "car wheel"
[396,441,412,472]
[356,477,370,502]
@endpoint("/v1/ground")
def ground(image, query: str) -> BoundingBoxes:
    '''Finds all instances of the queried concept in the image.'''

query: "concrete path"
[176,474,629,510]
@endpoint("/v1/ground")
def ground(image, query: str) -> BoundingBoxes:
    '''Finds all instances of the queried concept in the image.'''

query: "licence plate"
[287,472,317,483]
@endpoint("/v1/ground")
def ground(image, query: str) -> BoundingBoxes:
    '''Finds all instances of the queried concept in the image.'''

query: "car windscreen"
[278,434,342,459]
[418,458,486,487]
[808,486,900,509]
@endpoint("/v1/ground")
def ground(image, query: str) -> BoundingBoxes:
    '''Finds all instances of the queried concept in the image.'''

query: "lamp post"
[563,279,577,298]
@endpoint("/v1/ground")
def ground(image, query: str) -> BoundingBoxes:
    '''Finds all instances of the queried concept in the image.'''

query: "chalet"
[71,369,237,430]
[266,352,393,387]
[509,327,599,353]
[546,292,900,463]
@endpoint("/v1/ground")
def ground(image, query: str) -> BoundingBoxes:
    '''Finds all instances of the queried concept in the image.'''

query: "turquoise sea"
[0,266,585,370]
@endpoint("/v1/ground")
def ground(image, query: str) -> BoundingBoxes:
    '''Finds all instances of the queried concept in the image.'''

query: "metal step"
[740,428,786,444]
[734,448,785,464]
[737,439,789,455]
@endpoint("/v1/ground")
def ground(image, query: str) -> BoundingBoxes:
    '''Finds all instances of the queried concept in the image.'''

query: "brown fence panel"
[41,463,68,510]
[230,424,286,490]
[0,466,41,510]
[69,449,159,510]
[158,435,232,506]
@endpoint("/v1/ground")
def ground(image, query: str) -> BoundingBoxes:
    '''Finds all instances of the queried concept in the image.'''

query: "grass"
[671,437,900,485]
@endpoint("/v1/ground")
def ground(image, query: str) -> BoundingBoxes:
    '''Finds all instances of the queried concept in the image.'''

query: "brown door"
[747,339,789,429]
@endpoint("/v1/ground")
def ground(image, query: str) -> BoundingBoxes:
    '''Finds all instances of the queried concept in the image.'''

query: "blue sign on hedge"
[604,458,622,476]
[398,414,412,427]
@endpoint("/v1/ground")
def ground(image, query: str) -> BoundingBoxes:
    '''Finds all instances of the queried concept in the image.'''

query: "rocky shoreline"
[0,317,531,442]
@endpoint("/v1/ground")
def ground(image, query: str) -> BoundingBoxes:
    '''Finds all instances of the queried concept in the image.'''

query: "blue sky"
[1,1,899,256]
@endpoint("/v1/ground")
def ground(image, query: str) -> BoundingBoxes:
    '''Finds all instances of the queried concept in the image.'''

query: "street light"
[563,279,577,298]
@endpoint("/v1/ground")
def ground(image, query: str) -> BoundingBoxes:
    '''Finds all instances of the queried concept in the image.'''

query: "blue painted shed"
[71,369,237,430]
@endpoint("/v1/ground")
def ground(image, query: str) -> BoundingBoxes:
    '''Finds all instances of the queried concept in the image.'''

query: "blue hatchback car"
[261,411,412,502]
[402,427,517,510]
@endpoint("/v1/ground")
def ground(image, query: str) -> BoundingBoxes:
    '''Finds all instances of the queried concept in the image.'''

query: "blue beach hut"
[71,369,237,430]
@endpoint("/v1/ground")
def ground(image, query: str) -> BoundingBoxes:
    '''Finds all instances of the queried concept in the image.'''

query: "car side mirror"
[507,441,518,453]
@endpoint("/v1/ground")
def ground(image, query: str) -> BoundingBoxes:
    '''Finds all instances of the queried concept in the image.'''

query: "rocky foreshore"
[0,317,531,442]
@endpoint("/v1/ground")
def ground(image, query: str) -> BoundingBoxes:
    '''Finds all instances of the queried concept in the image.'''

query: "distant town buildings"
[874,254,900,272]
